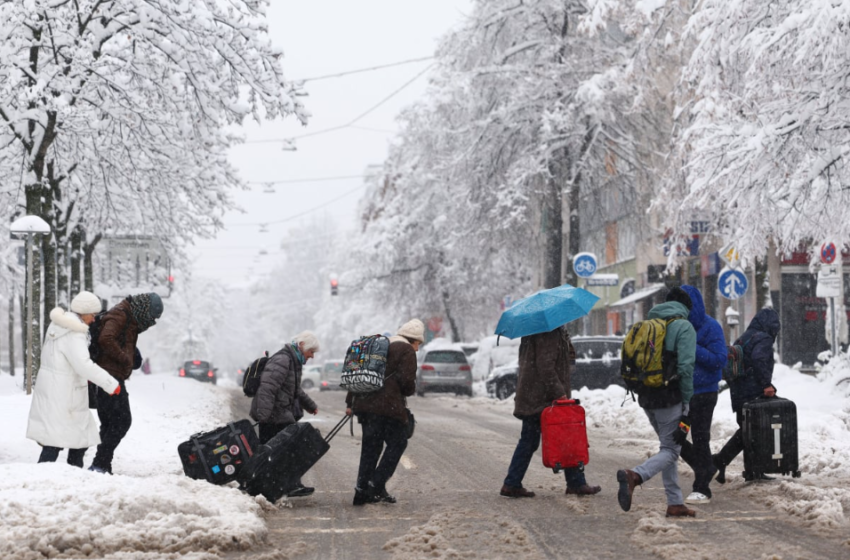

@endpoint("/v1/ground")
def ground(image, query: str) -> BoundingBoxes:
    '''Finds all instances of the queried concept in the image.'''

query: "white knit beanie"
[397,319,425,343]
[70,291,102,315]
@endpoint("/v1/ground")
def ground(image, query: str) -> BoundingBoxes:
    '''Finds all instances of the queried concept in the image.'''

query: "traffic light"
[167,274,174,295]
[330,278,339,296]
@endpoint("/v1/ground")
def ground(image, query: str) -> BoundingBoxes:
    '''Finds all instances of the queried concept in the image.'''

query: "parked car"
[485,361,519,400]
[417,349,473,397]
[180,360,217,384]
[319,359,345,391]
[485,336,625,400]
[302,364,321,390]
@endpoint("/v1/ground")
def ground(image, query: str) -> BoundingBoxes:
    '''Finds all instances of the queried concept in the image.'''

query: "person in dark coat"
[90,292,163,474]
[678,285,727,505]
[500,325,601,499]
[346,319,420,506]
[713,308,780,483]
[250,331,319,497]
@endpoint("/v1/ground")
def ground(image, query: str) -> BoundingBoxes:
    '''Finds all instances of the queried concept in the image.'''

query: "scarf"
[291,341,306,365]
[128,294,157,333]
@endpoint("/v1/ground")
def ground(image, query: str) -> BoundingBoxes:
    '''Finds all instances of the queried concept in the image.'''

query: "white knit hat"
[70,291,102,315]
[397,319,425,343]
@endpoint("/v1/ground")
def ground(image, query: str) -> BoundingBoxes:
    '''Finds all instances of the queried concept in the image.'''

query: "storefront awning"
[608,283,666,308]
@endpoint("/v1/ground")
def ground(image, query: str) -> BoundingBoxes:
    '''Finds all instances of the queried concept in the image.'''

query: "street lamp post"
[10,215,51,395]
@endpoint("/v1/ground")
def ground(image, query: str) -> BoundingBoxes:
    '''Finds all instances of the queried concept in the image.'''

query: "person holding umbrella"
[496,284,602,498]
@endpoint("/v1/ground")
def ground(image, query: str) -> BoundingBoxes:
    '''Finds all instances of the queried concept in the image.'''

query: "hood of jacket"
[746,308,781,339]
[45,307,88,340]
[681,285,706,330]
[648,301,691,321]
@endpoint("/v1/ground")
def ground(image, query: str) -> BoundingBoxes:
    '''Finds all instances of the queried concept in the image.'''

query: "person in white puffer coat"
[26,291,120,467]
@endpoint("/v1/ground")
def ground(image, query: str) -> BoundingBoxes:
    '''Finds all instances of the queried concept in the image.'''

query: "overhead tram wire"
[294,56,434,83]
[228,183,369,228]
[243,63,434,145]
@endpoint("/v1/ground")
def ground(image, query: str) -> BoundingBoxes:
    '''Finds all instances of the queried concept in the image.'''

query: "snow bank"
[0,371,268,559]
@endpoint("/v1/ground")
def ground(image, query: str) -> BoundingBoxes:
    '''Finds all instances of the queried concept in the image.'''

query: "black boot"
[353,487,370,506]
[712,455,726,485]
[368,482,397,504]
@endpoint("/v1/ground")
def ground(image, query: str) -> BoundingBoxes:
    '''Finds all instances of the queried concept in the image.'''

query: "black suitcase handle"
[324,414,352,444]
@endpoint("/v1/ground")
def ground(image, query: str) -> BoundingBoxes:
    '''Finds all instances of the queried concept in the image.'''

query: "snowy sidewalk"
[0,373,269,560]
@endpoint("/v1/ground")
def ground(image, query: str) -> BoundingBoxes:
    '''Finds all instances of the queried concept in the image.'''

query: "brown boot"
[666,504,696,518]
[500,484,535,498]
[616,469,642,512]
[566,484,602,496]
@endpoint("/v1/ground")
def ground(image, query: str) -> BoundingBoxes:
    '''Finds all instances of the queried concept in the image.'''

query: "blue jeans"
[504,414,587,489]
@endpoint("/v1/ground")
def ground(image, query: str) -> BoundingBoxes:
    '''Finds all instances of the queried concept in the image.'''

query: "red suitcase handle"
[549,398,581,407]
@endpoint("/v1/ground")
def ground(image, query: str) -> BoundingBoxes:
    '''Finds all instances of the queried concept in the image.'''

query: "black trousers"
[39,446,87,468]
[679,391,718,495]
[715,411,745,468]
[356,414,408,493]
[92,380,131,473]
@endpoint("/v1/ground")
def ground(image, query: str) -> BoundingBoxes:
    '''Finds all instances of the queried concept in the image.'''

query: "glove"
[673,416,691,445]
[111,385,122,396]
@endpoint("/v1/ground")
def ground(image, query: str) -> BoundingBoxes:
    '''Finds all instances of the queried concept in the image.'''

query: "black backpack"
[242,351,270,397]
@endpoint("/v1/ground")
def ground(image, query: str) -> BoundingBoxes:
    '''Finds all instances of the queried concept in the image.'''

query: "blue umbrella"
[495,284,600,340]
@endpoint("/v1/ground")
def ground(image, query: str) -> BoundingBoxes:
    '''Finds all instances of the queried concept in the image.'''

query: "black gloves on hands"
[673,415,691,446]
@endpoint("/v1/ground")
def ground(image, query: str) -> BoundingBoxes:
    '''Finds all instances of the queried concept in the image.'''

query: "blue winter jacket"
[681,285,727,395]
[729,308,780,413]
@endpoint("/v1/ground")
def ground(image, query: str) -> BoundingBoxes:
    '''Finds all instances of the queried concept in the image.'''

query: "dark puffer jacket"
[250,345,317,425]
[95,300,139,382]
[513,327,575,419]
[346,337,417,425]
[730,308,780,413]
[681,285,727,395]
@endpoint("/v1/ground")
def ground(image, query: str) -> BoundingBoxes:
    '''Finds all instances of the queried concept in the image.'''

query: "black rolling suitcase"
[178,419,259,485]
[238,415,350,502]
[742,396,801,480]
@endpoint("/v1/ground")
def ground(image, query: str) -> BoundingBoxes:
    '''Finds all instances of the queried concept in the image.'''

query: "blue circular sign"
[573,252,598,278]
[718,268,748,300]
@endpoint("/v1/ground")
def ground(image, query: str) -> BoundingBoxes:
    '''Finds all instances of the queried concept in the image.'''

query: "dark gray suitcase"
[237,416,350,502]
[742,396,801,479]
[178,419,259,484]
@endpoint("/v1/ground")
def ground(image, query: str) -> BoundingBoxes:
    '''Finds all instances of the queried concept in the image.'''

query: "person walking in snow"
[677,285,727,505]
[250,331,320,498]
[500,325,602,499]
[26,292,121,467]
[89,292,163,474]
[712,308,780,483]
[347,319,420,506]
[617,287,697,518]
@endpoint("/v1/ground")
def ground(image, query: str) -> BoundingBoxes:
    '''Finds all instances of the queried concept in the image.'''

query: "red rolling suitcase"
[541,399,589,473]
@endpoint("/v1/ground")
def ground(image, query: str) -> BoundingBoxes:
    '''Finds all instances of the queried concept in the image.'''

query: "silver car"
[416,349,473,397]
[319,359,345,391]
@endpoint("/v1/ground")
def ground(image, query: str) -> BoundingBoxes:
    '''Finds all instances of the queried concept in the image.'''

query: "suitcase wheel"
[552,462,562,474]
[793,471,801,478]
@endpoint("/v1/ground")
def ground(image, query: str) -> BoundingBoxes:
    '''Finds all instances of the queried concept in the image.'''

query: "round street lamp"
[10,215,51,395]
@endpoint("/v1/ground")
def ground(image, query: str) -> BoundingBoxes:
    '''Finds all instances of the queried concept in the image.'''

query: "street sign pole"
[25,233,34,395]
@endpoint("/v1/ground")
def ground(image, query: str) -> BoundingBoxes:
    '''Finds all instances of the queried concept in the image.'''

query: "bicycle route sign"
[718,267,748,300]
[573,252,598,278]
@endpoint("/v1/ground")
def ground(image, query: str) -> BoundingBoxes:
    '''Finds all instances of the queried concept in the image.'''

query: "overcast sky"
[189,1,471,287]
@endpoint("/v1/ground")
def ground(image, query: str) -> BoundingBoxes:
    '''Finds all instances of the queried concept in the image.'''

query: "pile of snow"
[0,371,268,559]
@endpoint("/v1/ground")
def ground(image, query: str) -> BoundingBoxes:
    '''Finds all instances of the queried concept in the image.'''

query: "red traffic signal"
[330,278,339,296]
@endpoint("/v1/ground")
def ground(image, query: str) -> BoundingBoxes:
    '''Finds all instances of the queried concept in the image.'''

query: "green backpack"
[620,317,682,390]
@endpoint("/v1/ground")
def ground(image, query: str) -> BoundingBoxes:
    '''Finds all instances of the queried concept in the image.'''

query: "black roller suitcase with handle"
[178,419,259,485]
[238,416,350,502]
[742,396,801,479]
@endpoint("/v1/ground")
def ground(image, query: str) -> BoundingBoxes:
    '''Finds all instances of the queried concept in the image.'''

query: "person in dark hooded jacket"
[90,292,163,474]
[712,308,781,483]
[677,285,727,505]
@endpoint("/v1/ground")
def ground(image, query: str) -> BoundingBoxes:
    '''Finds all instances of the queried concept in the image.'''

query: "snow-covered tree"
[662,0,850,258]
[0,0,306,365]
